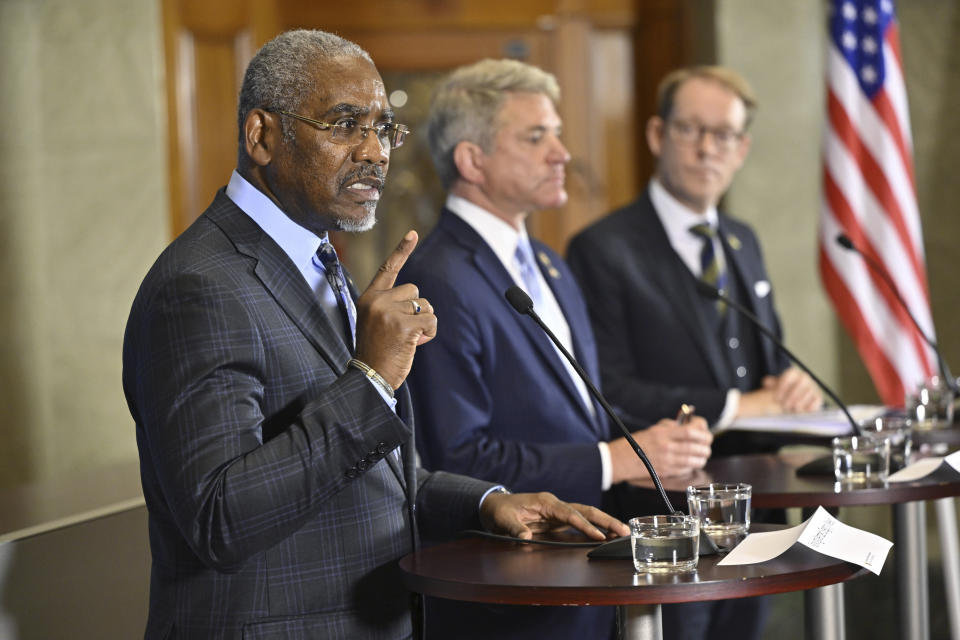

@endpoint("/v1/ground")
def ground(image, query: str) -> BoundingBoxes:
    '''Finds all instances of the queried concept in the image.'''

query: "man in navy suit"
[567,65,823,640]
[399,59,713,640]
[122,31,627,640]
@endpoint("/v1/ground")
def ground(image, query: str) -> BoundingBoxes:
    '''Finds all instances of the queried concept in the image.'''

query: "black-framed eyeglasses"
[274,110,410,149]
[667,119,744,152]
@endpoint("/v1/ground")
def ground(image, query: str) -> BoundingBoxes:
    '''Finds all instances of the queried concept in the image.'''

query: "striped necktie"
[316,241,356,350]
[689,223,728,314]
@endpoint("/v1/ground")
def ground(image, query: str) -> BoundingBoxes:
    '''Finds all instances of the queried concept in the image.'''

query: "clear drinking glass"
[906,376,955,430]
[629,514,699,573]
[686,483,752,551]
[832,435,890,485]
[859,416,913,472]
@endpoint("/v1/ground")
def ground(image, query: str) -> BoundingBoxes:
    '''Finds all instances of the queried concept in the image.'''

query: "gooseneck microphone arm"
[835,233,958,394]
[692,280,862,437]
[504,286,680,516]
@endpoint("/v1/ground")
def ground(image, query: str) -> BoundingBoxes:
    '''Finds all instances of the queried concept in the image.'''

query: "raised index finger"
[368,230,418,292]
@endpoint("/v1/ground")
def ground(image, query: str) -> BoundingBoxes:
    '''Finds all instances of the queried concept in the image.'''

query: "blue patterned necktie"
[689,223,728,314]
[316,241,356,350]
[514,239,543,309]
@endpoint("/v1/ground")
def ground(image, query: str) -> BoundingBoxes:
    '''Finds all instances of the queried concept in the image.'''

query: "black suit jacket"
[123,191,492,639]
[567,190,789,426]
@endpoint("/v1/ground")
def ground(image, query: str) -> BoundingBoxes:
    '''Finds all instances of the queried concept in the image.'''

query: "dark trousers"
[662,597,770,640]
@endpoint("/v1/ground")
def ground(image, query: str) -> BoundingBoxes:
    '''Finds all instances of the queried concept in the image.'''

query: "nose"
[548,135,571,164]
[696,129,722,155]
[352,128,389,165]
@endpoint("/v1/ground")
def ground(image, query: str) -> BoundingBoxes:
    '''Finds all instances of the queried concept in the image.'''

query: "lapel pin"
[727,234,742,250]
[537,251,561,279]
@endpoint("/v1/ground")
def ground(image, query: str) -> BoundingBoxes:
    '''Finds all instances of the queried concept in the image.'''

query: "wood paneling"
[163,0,279,236]
[161,0,696,254]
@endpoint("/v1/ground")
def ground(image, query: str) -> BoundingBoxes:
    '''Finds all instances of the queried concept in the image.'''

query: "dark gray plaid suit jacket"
[123,190,492,639]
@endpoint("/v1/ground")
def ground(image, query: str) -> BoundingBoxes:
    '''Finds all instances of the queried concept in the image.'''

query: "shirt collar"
[446,194,532,267]
[649,178,720,246]
[225,170,326,273]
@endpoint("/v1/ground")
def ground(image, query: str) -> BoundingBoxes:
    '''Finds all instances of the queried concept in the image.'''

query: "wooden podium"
[399,525,867,640]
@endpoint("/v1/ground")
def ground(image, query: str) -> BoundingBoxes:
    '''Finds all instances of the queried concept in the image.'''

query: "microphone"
[504,285,680,516]
[835,233,958,394]
[693,280,862,437]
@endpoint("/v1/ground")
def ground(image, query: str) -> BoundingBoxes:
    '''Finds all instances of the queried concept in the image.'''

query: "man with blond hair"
[400,58,713,640]
[568,64,822,640]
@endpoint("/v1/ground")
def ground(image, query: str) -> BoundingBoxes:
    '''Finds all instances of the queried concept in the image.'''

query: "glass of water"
[832,435,890,485]
[629,514,699,573]
[906,376,955,430]
[859,416,913,472]
[686,483,752,551]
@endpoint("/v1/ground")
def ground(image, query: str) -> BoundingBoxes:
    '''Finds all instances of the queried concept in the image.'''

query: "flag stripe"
[819,245,905,403]
[820,0,936,405]
[827,86,927,295]
[822,129,934,337]
[822,169,934,374]
[821,210,930,390]
[827,44,925,261]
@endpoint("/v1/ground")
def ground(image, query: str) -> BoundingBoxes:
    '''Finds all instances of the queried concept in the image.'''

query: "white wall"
[0,0,168,486]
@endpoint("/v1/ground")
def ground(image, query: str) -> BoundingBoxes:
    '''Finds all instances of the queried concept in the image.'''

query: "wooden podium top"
[628,450,960,509]
[399,527,866,607]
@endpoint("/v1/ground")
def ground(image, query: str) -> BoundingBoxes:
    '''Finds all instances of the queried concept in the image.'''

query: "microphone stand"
[694,281,861,437]
[504,286,681,516]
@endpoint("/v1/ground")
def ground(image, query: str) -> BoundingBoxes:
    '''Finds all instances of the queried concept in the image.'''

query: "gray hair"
[236,29,372,152]
[427,59,560,190]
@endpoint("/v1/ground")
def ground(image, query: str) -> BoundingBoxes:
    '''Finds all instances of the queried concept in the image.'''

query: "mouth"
[340,169,385,202]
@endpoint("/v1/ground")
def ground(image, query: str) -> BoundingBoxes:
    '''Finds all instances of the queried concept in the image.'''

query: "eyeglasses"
[275,110,410,149]
[666,119,744,152]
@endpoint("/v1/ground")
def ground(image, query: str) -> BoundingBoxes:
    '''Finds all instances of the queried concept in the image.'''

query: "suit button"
[345,468,358,479]
[728,338,739,349]
[357,459,370,471]
[376,442,388,455]
[736,366,747,378]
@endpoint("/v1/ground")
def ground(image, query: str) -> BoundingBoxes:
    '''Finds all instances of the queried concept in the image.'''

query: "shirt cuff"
[597,441,613,491]
[367,378,398,412]
[714,388,741,431]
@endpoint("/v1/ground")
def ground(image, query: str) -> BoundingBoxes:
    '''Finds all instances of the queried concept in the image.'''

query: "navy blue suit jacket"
[123,192,493,639]
[399,209,615,640]
[567,190,789,426]
[401,209,612,507]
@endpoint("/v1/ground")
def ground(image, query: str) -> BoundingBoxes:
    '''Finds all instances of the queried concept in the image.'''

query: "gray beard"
[337,202,377,233]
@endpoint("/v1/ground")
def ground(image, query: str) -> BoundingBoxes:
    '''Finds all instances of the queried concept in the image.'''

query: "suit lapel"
[532,243,606,436]
[632,195,732,389]
[208,193,410,489]
[439,211,598,427]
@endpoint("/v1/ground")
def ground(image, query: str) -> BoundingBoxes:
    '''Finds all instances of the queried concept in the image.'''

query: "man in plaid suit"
[123,29,625,639]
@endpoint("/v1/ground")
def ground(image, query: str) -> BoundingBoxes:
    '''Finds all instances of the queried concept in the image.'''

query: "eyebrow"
[326,103,395,122]
[522,124,562,134]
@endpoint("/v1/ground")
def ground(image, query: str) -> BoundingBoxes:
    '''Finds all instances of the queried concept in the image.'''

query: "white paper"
[888,450,960,483]
[720,405,884,437]
[718,506,892,575]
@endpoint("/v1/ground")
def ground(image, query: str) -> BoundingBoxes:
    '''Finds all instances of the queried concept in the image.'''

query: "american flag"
[819,0,936,406]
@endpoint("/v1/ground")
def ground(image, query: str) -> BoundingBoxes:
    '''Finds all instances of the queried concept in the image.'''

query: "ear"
[732,132,752,169]
[452,140,488,185]
[645,116,664,158]
[243,108,279,167]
